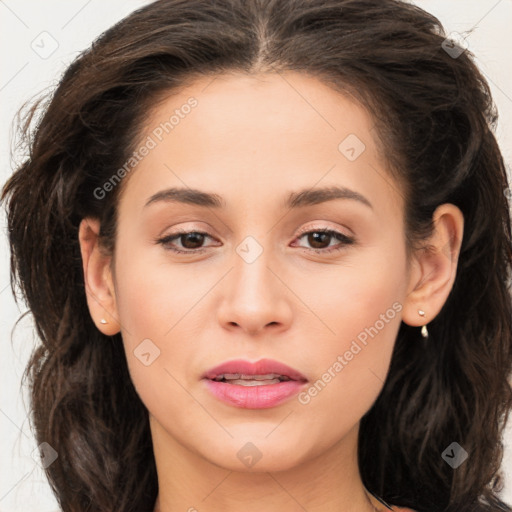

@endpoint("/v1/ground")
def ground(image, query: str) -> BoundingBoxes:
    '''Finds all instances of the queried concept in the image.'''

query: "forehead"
[117,71,403,220]
[143,71,377,157]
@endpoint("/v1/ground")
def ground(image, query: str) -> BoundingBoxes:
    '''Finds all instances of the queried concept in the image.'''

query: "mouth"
[202,358,308,385]
[210,373,293,386]
[202,358,308,409]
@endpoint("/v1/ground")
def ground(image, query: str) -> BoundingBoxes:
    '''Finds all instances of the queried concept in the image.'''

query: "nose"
[216,241,293,336]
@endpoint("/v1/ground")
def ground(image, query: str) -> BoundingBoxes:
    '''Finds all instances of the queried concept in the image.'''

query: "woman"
[2,0,511,511]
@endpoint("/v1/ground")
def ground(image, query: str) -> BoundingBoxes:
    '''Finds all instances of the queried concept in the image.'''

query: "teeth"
[223,373,282,380]
[228,379,281,386]
[212,373,292,383]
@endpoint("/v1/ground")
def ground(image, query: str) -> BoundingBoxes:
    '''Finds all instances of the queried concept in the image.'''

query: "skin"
[79,71,464,512]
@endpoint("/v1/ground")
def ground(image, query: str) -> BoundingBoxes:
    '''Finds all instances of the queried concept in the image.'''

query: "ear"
[78,217,121,335]
[402,203,464,328]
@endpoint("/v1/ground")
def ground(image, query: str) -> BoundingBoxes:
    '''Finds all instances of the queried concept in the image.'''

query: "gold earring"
[418,310,428,338]
[100,318,108,324]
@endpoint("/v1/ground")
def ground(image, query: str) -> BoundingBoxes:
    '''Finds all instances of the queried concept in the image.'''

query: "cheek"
[293,245,406,413]
[112,241,210,340]
[111,239,238,416]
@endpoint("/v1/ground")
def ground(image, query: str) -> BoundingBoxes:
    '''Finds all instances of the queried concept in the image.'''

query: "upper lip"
[203,358,308,382]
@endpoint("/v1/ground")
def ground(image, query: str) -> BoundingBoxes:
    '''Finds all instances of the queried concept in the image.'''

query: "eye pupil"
[308,232,330,249]
[181,232,205,249]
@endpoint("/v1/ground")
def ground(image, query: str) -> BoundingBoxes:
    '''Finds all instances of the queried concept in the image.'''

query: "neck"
[150,417,383,512]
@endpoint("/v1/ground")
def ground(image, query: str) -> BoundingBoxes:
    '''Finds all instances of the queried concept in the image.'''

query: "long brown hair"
[2,1,512,511]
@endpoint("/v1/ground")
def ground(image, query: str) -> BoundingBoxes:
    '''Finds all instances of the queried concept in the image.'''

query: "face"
[107,71,410,472]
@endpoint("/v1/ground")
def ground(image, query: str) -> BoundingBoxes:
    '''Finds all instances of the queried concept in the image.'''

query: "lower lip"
[203,379,307,409]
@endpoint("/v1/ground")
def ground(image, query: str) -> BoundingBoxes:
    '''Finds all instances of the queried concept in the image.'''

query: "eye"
[292,228,355,254]
[155,227,355,255]
[155,230,217,254]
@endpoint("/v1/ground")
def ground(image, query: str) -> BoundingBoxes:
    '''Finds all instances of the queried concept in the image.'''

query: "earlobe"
[78,217,121,335]
[402,203,464,329]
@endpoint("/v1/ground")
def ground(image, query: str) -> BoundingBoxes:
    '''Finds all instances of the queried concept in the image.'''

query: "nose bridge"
[217,229,293,334]
[231,232,278,302]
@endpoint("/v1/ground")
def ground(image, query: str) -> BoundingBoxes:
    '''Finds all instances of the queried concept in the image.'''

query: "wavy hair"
[2,1,512,511]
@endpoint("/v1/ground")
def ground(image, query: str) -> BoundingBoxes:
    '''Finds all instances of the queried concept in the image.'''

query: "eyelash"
[155,227,355,255]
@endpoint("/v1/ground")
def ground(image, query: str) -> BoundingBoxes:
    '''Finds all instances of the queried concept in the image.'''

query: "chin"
[200,436,309,473]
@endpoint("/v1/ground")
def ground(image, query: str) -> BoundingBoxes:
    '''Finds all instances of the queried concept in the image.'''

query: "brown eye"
[306,231,332,249]
[294,229,355,254]
[177,232,206,249]
[156,230,215,254]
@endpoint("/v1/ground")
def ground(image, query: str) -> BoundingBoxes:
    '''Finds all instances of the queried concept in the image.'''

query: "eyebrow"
[144,185,372,210]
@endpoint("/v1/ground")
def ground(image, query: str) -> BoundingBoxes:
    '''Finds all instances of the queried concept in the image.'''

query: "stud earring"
[418,309,429,339]
[100,318,108,324]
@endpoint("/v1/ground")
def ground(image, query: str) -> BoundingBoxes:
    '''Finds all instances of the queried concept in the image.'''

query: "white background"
[1,1,511,510]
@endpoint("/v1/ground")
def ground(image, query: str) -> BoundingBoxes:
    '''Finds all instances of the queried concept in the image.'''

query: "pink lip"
[202,358,308,381]
[202,358,308,409]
